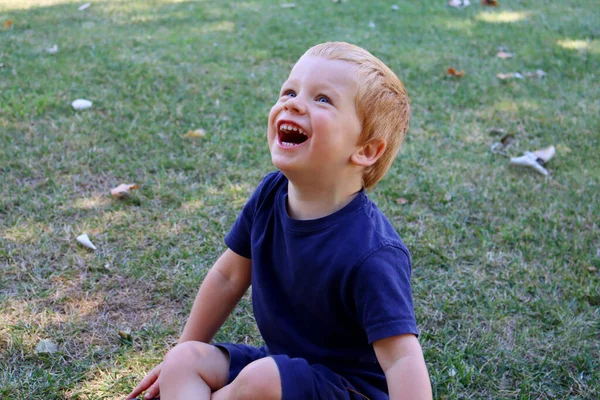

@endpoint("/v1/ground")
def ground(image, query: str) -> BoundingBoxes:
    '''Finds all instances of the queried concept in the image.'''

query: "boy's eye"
[316,95,331,104]
[282,90,296,98]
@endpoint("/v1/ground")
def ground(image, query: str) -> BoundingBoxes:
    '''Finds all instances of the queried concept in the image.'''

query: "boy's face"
[267,56,363,178]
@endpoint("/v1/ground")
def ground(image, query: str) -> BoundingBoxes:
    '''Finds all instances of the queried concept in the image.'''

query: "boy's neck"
[285,173,364,220]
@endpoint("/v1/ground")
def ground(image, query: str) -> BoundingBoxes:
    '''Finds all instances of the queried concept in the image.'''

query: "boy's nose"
[283,96,306,114]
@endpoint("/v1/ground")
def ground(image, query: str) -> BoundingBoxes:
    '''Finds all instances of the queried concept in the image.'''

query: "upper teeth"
[280,123,306,135]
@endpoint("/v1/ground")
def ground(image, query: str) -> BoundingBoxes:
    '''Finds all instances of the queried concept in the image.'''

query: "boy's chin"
[271,158,295,173]
[270,156,306,176]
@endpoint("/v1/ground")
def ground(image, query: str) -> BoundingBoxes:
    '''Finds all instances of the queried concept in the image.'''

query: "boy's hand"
[126,362,162,400]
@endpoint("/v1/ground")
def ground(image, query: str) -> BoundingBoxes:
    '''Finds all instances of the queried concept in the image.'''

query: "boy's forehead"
[283,56,359,88]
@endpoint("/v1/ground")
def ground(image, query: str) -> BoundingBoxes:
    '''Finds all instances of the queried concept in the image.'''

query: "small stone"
[72,99,93,110]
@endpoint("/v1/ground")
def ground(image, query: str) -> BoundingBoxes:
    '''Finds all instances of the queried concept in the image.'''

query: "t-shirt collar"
[277,183,367,232]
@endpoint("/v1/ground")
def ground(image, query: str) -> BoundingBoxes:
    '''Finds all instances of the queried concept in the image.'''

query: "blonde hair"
[303,42,410,189]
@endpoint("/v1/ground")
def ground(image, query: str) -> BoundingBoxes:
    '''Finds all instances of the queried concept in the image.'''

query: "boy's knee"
[160,342,229,389]
[163,341,205,368]
[230,357,282,400]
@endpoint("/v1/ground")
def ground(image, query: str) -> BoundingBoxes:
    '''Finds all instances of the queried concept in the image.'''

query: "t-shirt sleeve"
[352,245,418,343]
[224,173,276,259]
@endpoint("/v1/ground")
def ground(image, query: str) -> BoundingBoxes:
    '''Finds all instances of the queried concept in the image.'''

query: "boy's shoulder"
[338,196,411,264]
[254,170,286,198]
[240,171,287,214]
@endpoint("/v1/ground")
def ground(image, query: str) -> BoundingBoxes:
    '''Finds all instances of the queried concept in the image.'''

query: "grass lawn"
[1,0,599,398]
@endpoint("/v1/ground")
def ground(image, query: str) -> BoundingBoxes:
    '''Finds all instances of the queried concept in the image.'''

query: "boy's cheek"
[268,102,281,118]
[267,105,283,136]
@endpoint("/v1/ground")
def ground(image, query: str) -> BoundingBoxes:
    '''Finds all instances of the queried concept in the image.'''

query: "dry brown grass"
[1,270,185,359]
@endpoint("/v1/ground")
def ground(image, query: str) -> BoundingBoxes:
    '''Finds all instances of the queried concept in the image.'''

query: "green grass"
[1,0,599,398]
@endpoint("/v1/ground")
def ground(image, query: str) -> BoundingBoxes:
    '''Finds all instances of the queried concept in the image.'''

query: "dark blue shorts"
[216,343,382,400]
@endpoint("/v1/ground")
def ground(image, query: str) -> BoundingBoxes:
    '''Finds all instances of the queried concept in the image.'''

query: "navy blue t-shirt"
[225,172,418,392]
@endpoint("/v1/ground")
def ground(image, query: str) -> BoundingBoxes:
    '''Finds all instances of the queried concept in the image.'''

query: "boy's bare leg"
[158,341,230,399]
[212,357,282,400]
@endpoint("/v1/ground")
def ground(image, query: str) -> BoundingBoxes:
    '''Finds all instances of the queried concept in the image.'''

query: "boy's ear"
[351,138,387,167]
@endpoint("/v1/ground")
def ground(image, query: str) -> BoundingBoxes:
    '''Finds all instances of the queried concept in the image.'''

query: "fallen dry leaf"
[46,44,58,54]
[118,329,132,342]
[184,128,206,138]
[396,197,409,205]
[481,0,498,6]
[500,134,515,147]
[447,67,465,77]
[449,0,470,8]
[497,72,523,80]
[4,20,13,28]
[490,134,515,155]
[78,2,91,11]
[110,183,139,197]
[36,339,58,354]
[391,5,399,10]
[588,266,597,272]
[489,128,505,135]
[369,21,376,28]
[556,143,571,154]
[496,51,513,59]
[280,3,295,8]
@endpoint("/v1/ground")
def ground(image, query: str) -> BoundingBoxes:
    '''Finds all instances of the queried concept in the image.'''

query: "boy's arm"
[178,248,252,343]
[125,249,251,400]
[373,334,432,400]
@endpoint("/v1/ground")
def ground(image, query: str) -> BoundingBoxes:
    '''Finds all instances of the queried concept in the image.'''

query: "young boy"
[127,42,432,400]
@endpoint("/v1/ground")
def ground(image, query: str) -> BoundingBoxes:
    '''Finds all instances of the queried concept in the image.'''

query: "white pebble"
[71,99,93,110]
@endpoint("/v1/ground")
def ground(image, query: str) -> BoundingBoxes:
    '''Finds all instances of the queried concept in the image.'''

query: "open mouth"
[277,121,308,148]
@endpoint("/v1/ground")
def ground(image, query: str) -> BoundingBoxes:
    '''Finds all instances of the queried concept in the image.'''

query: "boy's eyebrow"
[281,79,344,99]
[317,84,343,99]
